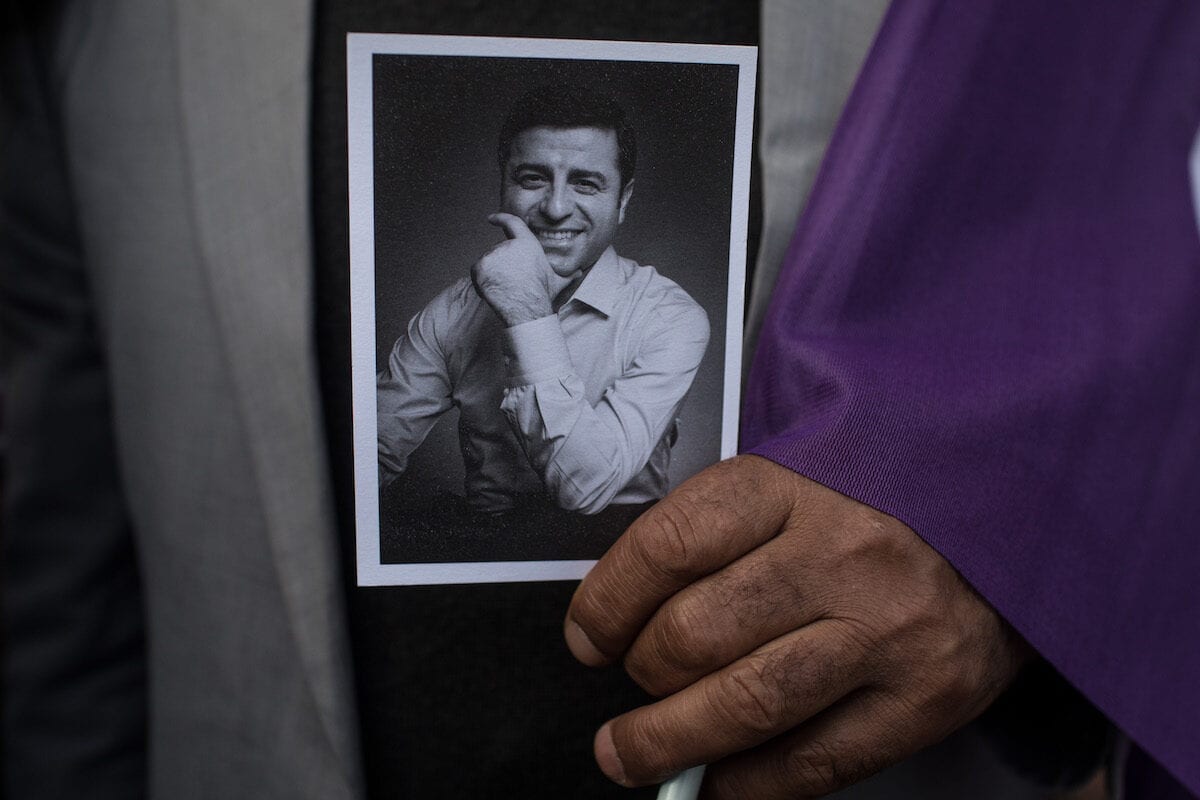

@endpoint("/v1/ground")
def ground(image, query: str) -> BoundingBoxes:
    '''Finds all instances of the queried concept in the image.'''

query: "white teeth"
[536,230,579,241]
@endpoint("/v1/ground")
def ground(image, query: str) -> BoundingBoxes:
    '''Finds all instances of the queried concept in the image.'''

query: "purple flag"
[743,1,1200,794]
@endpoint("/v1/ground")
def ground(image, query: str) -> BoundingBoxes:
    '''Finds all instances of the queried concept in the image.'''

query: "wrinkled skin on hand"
[471,212,572,328]
[565,455,1030,798]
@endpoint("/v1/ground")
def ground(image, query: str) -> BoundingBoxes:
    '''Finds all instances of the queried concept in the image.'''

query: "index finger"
[487,212,534,241]
[564,455,800,668]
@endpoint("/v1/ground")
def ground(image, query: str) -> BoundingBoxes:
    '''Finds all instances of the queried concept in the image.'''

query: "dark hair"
[497,84,637,188]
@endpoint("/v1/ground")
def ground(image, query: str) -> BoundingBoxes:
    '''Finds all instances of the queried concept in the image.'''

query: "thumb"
[487,212,535,241]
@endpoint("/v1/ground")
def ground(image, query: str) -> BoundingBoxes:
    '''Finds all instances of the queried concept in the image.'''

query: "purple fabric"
[1128,744,1197,800]
[742,1,1200,795]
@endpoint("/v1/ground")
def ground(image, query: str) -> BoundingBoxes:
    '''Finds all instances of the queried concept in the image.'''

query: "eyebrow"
[567,169,610,186]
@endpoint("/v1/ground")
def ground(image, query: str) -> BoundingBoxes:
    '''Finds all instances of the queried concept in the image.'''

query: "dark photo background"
[373,53,740,557]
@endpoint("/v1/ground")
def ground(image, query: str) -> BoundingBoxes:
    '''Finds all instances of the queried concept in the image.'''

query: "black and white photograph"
[349,35,755,585]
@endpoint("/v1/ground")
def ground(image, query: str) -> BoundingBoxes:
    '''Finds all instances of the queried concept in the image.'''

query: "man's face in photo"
[501,125,633,278]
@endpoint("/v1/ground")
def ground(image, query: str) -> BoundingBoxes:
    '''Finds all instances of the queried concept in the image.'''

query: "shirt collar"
[564,247,622,318]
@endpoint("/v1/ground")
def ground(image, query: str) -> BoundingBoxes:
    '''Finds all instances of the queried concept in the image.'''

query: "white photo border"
[349,33,757,586]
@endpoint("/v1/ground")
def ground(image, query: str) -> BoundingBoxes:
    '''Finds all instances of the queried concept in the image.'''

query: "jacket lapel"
[173,0,360,785]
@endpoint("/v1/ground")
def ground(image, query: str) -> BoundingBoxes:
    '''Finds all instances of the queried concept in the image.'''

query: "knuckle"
[812,618,878,684]
[782,739,880,797]
[784,740,843,795]
[920,660,984,719]
[626,597,723,695]
[883,655,981,733]
[840,508,901,565]
[713,655,787,736]
[736,559,807,624]
[632,499,705,580]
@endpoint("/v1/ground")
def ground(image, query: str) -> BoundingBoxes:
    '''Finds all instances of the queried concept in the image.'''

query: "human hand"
[471,212,568,327]
[564,455,1030,798]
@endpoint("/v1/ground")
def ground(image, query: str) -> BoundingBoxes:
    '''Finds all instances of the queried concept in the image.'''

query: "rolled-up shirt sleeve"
[499,296,710,514]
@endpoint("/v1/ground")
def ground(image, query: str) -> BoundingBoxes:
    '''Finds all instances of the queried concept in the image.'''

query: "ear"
[618,179,635,225]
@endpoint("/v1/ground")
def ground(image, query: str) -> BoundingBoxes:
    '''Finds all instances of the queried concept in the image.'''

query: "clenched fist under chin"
[565,455,1030,799]
[471,212,569,328]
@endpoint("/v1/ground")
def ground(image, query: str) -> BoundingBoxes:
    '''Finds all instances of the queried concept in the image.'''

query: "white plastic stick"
[657,765,706,800]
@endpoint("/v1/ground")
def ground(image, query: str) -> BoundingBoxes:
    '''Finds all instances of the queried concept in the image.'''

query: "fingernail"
[594,723,629,786]
[564,619,607,667]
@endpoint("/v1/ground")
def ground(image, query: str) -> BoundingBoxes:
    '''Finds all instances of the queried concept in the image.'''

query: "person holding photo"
[4,1,1197,799]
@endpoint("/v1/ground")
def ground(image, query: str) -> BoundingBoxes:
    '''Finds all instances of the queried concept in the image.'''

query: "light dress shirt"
[378,246,710,514]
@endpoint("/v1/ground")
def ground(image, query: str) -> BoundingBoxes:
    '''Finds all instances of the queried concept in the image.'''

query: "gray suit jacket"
[4,0,357,796]
[2,0,1090,797]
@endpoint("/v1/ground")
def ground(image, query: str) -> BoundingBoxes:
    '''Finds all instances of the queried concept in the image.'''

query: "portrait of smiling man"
[376,82,711,559]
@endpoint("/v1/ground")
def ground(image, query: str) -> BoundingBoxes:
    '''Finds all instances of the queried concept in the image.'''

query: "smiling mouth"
[533,228,583,244]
